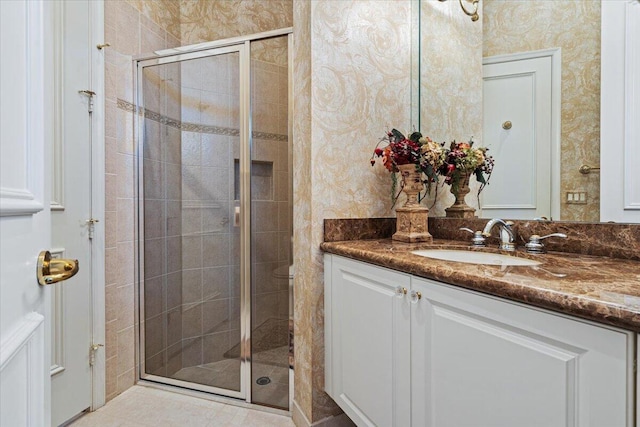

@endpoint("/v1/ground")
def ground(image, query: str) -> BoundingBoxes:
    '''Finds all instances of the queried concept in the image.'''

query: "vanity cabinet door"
[325,255,411,427]
[411,277,634,427]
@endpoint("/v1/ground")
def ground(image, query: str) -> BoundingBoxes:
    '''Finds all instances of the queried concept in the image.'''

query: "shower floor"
[172,345,290,409]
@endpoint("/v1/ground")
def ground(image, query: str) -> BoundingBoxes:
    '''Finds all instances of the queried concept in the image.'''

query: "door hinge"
[86,218,99,239]
[89,343,104,367]
[78,90,96,113]
[634,358,637,374]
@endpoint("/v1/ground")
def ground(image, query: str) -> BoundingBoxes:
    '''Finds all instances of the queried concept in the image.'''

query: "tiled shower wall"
[177,54,242,375]
[104,0,181,401]
[171,54,290,377]
[251,54,291,337]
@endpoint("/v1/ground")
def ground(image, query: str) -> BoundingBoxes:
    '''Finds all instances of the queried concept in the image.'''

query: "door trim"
[483,48,561,221]
[134,27,293,61]
[0,0,46,218]
[239,39,252,403]
[51,1,64,212]
[89,0,106,411]
[600,0,640,222]
[0,313,46,426]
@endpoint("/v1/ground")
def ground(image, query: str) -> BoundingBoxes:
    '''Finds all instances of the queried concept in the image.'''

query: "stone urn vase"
[445,171,476,218]
[397,164,423,207]
[393,164,433,243]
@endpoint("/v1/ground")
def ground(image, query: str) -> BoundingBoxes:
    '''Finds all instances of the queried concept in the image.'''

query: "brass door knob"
[37,250,79,286]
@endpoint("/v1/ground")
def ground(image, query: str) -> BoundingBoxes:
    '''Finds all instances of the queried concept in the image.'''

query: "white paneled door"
[482,50,560,220]
[50,1,104,425]
[0,1,53,426]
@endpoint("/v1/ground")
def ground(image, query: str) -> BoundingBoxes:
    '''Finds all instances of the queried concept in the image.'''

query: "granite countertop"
[321,238,640,332]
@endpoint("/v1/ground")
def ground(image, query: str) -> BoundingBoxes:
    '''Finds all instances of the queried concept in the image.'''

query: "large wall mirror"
[419,0,612,223]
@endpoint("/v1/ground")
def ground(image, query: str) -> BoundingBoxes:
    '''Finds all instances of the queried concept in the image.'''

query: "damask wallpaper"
[293,1,414,423]
[420,0,483,217]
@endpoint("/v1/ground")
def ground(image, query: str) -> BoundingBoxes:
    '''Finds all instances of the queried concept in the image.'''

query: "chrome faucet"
[482,218,516,251]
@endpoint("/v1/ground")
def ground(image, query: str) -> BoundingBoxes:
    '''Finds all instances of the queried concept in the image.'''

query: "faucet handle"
[538,232,567,240]
[459,227,486,247]
[525,233,567,254]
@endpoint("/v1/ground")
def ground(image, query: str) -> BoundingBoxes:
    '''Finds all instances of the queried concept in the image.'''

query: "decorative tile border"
[117,98,288,142]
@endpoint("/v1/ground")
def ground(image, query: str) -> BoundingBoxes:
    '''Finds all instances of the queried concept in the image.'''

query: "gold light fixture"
[439,0,480,22]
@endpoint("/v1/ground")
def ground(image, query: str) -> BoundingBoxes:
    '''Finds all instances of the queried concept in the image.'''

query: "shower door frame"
[134,27,293,403]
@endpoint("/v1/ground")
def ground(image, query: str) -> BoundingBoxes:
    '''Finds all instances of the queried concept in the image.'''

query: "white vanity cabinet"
[324,255,411,427]
[325,254,635,427]
[411,276,634,427]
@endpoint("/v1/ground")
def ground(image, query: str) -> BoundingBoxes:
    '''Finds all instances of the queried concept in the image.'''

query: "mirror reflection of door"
[481,49,560,220]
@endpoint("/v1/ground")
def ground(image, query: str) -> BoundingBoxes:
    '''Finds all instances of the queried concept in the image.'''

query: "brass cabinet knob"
[502,121,512,130]
[37,250,79,286]
[410,290,422,303]
[395,286,408,297]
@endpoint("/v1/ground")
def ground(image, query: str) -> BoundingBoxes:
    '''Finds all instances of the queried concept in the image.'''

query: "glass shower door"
[249,35,291,409]
[137,44,248,399]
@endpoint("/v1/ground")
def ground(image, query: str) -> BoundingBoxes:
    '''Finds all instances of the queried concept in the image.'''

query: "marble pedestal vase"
[392,164,433,243]
[445,171,476,219]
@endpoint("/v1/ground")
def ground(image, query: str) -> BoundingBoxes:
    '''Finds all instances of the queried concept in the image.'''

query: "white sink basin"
[411,249,541,266]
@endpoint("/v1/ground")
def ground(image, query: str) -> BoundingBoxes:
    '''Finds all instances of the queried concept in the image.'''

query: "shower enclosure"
[135,29,292,409]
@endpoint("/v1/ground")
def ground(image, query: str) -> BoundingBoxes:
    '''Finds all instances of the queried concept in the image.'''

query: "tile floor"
[69,385,295,427]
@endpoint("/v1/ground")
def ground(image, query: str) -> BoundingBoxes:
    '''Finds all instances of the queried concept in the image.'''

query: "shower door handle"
[234,206,240,227]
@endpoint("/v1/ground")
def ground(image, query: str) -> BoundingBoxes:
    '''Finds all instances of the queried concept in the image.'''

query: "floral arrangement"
[371,130,496,207]
[438,139,494,195]
[370,129,443,204]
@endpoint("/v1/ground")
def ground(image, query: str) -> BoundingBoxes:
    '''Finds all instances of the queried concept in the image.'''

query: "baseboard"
[291,399,355,427]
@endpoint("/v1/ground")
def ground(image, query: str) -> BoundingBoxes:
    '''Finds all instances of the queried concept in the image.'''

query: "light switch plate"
[566,192,587,204]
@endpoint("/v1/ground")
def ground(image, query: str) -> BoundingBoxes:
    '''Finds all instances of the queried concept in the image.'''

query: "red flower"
[374,148,383,156]
[447,164,456,174]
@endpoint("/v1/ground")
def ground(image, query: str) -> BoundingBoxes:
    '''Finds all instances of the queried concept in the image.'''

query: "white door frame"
[600,0,640,223]
[52,0,106,412]
[89,0,106,410]
[483,48,562,221]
